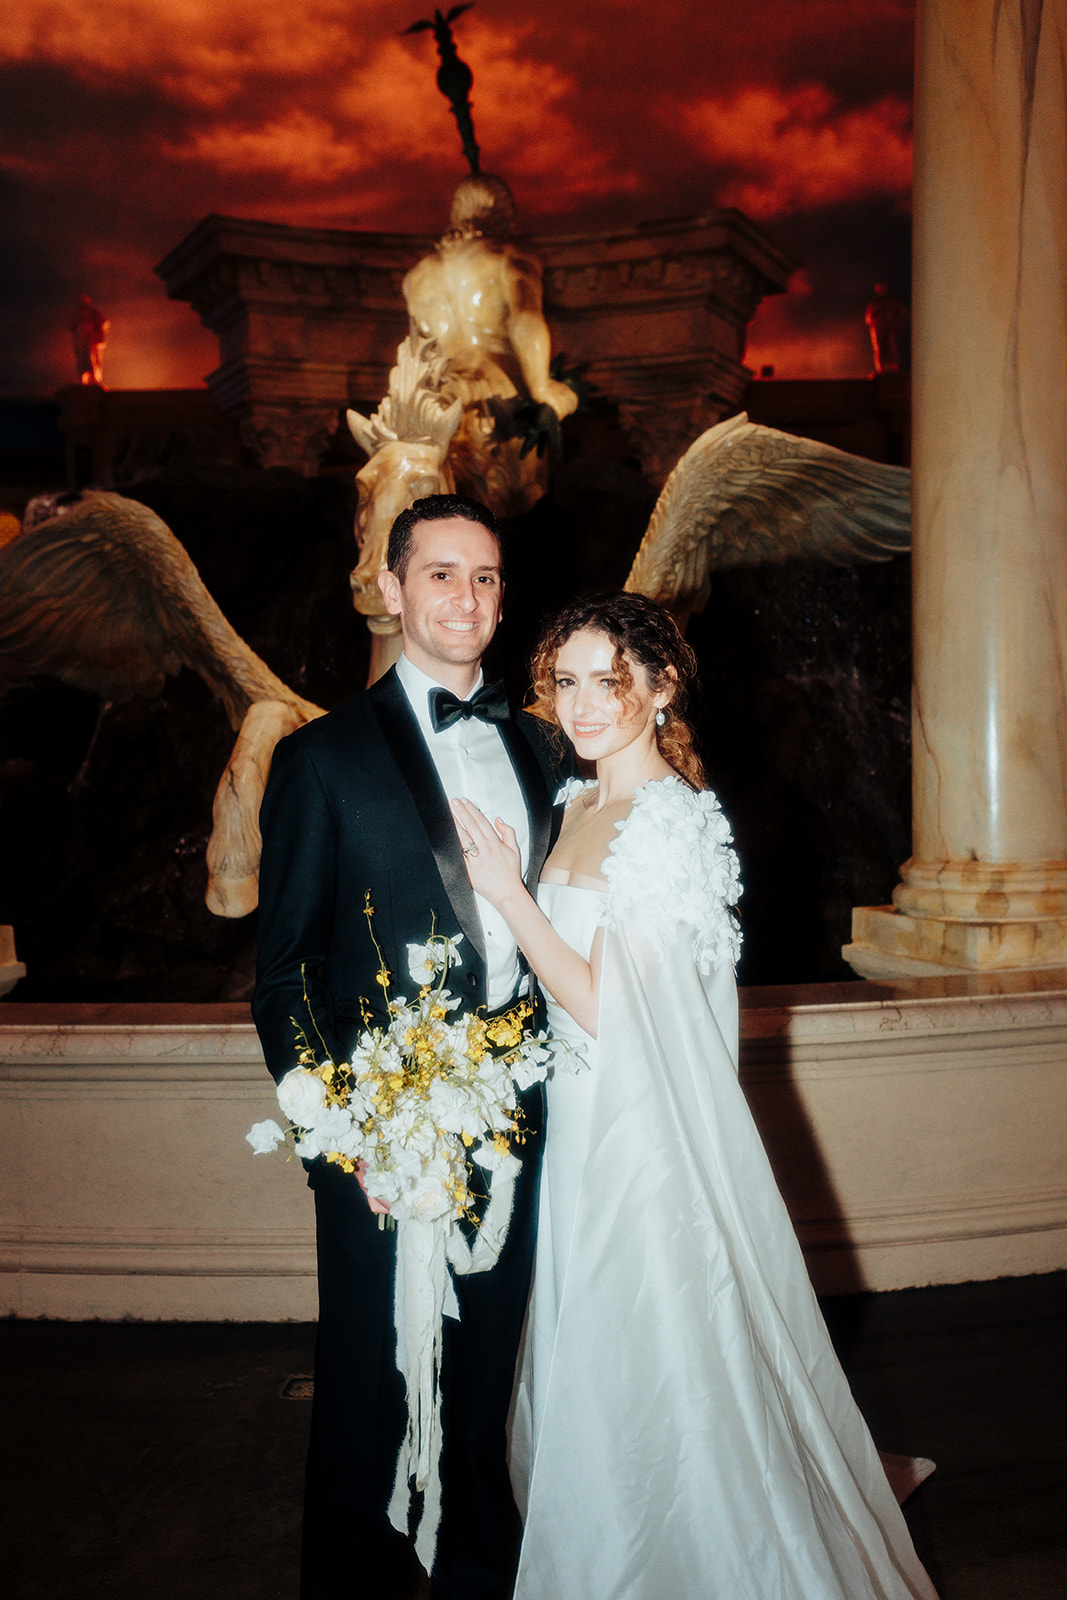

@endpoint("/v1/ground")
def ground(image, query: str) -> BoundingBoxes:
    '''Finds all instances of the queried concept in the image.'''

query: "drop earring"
[655,709,667,727]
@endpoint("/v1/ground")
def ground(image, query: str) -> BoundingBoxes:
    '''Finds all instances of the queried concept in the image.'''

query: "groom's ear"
[378,567,402,616]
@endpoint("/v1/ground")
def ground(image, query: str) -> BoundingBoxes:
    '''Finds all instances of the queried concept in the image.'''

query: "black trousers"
[300,1081,544,1600]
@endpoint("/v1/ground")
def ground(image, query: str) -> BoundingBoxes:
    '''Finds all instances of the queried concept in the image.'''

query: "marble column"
[846,0,1067,977]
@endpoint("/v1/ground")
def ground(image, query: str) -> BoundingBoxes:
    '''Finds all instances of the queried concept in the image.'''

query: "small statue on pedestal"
[71,293,109,387]
[865,283,908,376]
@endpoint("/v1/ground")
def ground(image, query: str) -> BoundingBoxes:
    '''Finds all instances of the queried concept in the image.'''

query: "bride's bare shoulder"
[545,788,631,884]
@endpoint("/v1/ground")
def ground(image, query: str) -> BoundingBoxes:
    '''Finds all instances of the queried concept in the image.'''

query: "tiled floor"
[4,1271,1065,1598]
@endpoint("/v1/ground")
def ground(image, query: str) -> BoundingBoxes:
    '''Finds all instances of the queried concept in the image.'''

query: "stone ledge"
[3,980,1065,1311]
[0,1225,315,1277]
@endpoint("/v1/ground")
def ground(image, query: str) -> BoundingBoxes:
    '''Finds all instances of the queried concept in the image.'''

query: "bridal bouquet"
[247,895,552,1220]
[247,893,572,1571]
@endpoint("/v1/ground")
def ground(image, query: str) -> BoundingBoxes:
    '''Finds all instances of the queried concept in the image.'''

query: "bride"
[451,593,937,1600]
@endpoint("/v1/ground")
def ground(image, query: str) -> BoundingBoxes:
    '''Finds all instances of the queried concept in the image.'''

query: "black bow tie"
[428,681,511,734]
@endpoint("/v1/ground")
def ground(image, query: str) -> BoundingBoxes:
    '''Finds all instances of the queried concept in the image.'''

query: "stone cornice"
[156,209,793,333]
[153,208,796,473]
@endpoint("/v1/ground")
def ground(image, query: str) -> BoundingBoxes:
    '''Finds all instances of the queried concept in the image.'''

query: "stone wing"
[0,490,317,729]
[624,413,911,623]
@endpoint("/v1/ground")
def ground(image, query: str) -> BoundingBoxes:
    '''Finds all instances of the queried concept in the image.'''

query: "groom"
[252,494,556,1600]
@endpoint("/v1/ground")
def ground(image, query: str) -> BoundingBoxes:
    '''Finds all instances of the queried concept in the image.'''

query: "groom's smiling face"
[378,517,503,691]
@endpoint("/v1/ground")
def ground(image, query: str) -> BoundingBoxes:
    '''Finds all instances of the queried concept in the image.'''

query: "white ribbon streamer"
[387,1161,518,1573]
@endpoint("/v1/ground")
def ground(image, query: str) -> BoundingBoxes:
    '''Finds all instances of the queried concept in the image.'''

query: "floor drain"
[280,1374,315,1400]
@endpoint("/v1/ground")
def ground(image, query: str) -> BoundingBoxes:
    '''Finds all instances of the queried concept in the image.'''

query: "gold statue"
[346,336,462,683]
[71,293,109,387]
[398,5,576,514]
[402,173,578,517]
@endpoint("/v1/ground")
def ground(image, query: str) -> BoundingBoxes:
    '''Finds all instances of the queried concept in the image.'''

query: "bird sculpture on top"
[404,5,481,175]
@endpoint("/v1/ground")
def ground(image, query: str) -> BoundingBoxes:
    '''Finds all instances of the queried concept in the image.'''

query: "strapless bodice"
[534,879,604,1057]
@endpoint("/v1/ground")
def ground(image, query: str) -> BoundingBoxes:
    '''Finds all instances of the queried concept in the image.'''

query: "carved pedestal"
[156,210,793,483]
[238,404,340,473]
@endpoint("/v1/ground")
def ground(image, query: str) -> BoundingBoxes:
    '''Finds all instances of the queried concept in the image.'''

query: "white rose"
[309,1105,355,1143]
[426,1078,479,1135]
[329,1123,368,1159]
[276,1067,328,1127]
[394,1156,456,1222]
[363,1157,401,1206]
[385,1101,424,1146]
[476,1057,511,1101]
[246,1119,285,1155]
[391,1143,429,1186]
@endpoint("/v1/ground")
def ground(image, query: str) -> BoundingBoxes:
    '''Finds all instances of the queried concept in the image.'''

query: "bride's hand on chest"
[450,797,525,909]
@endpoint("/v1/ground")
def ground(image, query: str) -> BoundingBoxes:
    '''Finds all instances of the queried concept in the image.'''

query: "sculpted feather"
[0,490,319,729]
[625,413,911,625]
[0,490,323,917]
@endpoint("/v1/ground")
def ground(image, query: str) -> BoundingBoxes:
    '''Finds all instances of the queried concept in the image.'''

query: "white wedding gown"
[510,778,937,1600]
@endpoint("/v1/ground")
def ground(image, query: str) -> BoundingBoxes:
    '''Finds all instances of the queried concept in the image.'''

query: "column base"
[843,905,1067,980]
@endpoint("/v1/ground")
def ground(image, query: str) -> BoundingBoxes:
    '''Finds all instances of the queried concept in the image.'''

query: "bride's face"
[552,627,668,760]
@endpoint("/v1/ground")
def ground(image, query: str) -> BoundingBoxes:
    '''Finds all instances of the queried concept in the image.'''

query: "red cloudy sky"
[0,0,913,394]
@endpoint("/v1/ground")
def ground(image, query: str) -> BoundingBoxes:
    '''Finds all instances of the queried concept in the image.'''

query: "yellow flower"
[375,970,391,989]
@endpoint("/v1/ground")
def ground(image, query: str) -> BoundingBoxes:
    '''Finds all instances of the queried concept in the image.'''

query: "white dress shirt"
[395,652,530,1009]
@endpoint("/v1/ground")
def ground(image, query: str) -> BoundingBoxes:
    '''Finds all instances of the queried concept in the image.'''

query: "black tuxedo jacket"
[253,665,557,1092]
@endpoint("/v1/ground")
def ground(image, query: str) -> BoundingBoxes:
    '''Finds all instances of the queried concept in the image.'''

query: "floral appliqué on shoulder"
[602,776,742,970]
[553,777,598,809]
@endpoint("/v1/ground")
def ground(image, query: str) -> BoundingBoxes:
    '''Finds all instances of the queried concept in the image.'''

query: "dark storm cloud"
[0,1,915,390]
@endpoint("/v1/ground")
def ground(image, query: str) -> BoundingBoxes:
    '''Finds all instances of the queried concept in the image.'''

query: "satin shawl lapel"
[369,668,487,969]
[498,718,552,890]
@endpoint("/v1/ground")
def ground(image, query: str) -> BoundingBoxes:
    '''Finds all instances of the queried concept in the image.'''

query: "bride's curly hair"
[528,592,706,788]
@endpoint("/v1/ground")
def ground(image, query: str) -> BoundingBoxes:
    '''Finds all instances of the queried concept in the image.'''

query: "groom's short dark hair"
[387,494,502,583]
